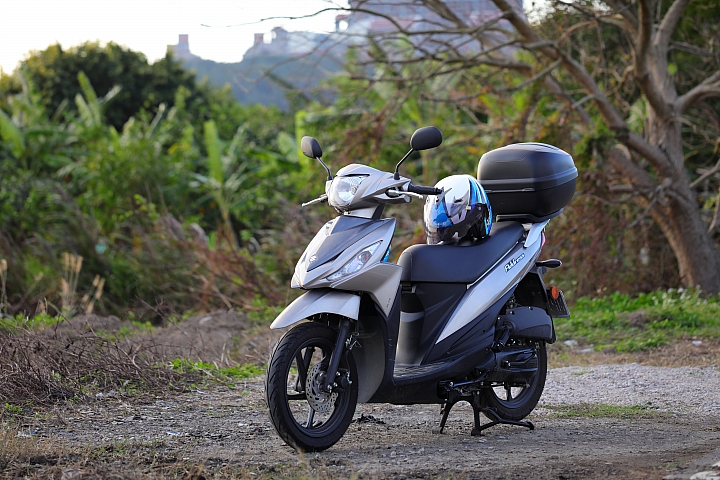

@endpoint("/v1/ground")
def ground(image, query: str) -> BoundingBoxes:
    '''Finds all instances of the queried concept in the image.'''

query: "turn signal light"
[550,286,560,300]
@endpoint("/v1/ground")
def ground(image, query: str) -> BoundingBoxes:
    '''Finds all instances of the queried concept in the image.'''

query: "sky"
[0,0,348,73]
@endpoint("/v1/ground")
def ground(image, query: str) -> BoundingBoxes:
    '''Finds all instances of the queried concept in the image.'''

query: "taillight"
[541,232,546,248]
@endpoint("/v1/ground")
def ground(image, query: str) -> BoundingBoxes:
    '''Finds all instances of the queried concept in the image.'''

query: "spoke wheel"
[482,341,547,421]
[266,322,357,452]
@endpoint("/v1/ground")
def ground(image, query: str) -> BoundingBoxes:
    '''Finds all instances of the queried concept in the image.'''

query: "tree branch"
[492,0,627,128]
[655,0,691,51]
[498,60,562,92]
[625,131,676,178]
[709,190,720,235]
[607,144,657,193]
[543,76,593,127]
[669,41,719,58]
[488,0,675,178]
[691,158,720,189]
[601,0,638,34]
[676,71,720,113]
[634,0,672,119]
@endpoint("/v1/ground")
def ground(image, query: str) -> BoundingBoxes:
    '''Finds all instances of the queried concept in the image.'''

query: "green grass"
[169,358,263,382]
[556,289,720,352]
[546,403,659,418]
[3,403,23,415]
[0,313,64,332]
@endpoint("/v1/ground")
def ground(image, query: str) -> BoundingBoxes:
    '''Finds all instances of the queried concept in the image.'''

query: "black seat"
[397,221,525,283]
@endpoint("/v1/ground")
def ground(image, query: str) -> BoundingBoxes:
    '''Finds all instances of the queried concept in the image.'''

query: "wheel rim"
[490,379,537,408]
[284,336,352,438]
[489,343,542,408]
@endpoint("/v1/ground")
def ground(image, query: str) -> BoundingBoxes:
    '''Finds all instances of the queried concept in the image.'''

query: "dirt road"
[12,374,720,479]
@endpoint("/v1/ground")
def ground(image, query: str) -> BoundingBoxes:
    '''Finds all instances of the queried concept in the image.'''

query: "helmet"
[423,174,493,245]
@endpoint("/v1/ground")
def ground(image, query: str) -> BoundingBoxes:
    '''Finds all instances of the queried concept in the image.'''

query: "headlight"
[326,241,381,282]
[328,175,367,208]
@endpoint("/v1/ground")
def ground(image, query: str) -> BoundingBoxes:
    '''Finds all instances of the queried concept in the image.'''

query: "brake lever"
[387,189,424,199]
[301,194,328,207]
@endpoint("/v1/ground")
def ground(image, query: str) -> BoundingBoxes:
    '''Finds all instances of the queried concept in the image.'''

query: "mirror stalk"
[394,148,414,180]
[316,157,333,181]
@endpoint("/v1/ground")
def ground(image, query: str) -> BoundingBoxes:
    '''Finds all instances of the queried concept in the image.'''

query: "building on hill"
[167,34,200,61]
[168,1,526,108]
[244,27,329,59]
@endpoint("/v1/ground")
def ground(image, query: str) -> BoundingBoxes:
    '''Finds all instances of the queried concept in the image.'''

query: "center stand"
[431,390,534,436]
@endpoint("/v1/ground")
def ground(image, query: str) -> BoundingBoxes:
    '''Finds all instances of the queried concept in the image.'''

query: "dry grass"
[0,326,203,407]
[548,336,720,368]
[0,424,343,479]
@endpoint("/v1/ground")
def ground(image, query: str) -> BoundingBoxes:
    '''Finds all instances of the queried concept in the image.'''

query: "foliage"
[545,403,659,419]
[169,358,263,381]
[299,49,679,296]
[0,47,308,317]
[556,289,720,352]
[2,42,206,131]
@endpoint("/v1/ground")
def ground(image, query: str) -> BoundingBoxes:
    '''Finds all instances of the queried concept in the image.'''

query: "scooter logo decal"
[504,253,525,272]
[309,255,317,263]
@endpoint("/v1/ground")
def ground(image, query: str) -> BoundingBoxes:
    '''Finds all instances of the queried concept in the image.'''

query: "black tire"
[265,322,358,452]
[481,341,547,421]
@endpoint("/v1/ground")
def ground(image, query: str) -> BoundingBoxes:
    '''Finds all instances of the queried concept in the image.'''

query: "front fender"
[270,288,361,329]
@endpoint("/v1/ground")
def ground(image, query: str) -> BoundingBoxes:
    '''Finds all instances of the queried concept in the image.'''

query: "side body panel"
[332,262,402,317]
[434,228,543,344]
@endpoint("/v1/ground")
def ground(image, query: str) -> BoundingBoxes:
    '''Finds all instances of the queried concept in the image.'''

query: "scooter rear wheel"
[265,322,358,452]
[481,341,547,421]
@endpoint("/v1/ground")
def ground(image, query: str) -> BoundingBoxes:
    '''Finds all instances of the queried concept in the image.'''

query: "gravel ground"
[8,363,719,479]
[540,364,720,416]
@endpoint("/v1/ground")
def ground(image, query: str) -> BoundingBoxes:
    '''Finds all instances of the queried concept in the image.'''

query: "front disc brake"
[305,363,338,413]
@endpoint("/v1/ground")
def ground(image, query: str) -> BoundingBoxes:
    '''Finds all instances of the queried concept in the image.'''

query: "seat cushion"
[397,222,525,283]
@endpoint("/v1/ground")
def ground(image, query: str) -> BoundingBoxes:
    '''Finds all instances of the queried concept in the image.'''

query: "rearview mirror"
[410,126,443,151]
[301,136,323,159]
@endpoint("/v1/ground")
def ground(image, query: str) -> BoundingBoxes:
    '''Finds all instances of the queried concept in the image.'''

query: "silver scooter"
[265,126,573,452]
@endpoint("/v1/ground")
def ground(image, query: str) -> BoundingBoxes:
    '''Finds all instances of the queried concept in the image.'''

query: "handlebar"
[407,184,442,195]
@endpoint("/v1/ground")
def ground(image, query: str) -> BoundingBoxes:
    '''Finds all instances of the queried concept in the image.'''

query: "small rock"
[692,340,703,346]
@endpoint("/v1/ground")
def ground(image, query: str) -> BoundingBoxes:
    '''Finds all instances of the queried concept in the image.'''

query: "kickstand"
[470,392,534,436]
[432,390,462,434]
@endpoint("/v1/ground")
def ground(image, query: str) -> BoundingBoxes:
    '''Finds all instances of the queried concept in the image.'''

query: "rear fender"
[270,289,360,329]
[512,269,557,343]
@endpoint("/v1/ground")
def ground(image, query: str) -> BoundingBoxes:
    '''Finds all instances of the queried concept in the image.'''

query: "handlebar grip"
[407,184,442,195]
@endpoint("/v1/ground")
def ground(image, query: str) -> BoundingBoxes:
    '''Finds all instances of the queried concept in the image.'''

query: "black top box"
[477,143,577,222]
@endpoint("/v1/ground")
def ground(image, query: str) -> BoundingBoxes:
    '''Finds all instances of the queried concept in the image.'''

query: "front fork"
[322,319,352,392]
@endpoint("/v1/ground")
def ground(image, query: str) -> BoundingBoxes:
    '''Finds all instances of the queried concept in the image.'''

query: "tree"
[3,42,204,131]
[302,0,720,293]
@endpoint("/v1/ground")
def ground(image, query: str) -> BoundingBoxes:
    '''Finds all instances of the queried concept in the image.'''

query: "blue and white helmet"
[423,174,493,245]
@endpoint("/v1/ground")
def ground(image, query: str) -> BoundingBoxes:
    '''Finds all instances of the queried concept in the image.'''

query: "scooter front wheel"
[265,322,358,452]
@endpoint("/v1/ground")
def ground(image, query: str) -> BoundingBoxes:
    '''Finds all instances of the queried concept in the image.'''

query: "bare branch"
[487,0,675,177]
[691,158,720,189]
[492,0,627,127]
[602,0,638,33]
[498,60,562,92]
[203,5,347,28]
[655,0,692,51]
[709,190,720,235]
[669,41,720,58]
[676,71,720,113]
[535,76,595,126]
[625,132,676,178]
[607,144,657,193]
[634,0,672,119]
